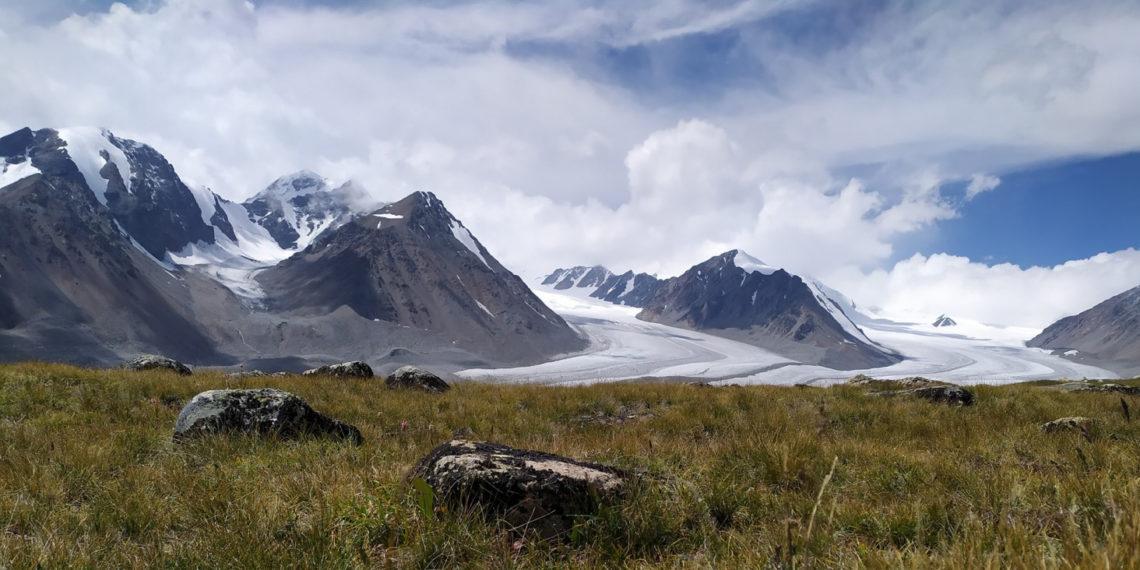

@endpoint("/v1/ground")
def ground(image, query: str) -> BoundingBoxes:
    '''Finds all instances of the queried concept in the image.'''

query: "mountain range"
[1,126,1137,377]
[0,127,584,371]
[542,250,900,370]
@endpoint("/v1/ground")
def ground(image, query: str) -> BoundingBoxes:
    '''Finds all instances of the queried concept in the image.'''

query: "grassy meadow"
[2,362,1140,568]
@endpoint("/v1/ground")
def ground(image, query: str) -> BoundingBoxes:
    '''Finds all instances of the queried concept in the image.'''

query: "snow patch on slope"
[732,250,778,275]
[449,219,493,271]
[57,127,134,204]
[0,159,40,188]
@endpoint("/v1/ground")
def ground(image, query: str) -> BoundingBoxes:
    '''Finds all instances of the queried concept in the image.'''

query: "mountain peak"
[263,170,328,197]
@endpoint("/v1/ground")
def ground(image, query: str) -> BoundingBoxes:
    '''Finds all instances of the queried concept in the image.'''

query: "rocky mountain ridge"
[1028,285,1140,376]
[0,126,584,371]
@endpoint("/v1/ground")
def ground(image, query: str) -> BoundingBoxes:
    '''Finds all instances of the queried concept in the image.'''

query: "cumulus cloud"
[829,249,1140,329]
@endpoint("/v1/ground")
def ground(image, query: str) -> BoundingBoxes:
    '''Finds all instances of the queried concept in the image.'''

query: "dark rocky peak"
[258,190,584,365]
[591,270,663,308]
[637,250,900,370]
[543,265,614,290]
[1,127,219,259]
[932,314,957,327]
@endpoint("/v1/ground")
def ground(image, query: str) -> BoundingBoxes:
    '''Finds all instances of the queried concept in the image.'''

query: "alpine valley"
[0,126,1136,382]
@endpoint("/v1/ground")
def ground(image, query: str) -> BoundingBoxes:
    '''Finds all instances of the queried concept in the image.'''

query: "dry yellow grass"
[1,362,1139,568]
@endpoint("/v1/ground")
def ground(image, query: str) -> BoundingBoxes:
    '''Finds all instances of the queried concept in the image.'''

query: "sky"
[0,0,1138,329]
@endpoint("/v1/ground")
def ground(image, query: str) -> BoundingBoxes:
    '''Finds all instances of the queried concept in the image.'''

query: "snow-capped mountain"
[0,126,584,369]
[540,266,663,307]
[636,250,901,370]
[1029,284,1140,376]
[257,191,586,364]
[542,266,614,290]
[242,171,374,250]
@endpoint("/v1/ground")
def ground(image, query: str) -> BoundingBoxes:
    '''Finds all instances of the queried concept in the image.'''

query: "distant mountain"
[1028,285,1140,376]
[542,265,613,290]
[636,250,901,370]
[242,171,372,250]
[932,314,957,327]
[540,266,663,307]
[257,191,586,365]
[591,270,663,307]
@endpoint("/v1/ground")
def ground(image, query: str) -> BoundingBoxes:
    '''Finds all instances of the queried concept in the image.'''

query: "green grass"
[2,363,1140,568]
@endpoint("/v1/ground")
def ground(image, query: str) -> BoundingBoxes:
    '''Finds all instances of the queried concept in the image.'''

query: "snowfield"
[457,288,1116,386]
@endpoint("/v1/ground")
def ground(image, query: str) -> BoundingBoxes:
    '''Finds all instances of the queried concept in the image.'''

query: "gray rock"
[1058,382,1140,397]
[871,385,975,406]
[123,354,192,375]
[302,361,374,378]
[173,388,362,444]
[387,365,450,393]
[410,439,625,539]
[847,374,945,388]
[225,369,269,379]
[1039,416,1102,434]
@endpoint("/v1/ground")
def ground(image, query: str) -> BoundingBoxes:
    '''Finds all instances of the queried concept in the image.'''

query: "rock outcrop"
[302,361,374,378]
[173,388,362,444]
[871,385,976,406]
[1058,382,1140,397]
[386,366,450,393]
[1039,416,1102,435]
[123,354,192,375]
[410,440,625,539]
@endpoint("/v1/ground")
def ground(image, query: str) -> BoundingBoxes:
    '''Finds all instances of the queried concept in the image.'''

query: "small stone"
[123,354,192,375]
[386,366,450,393]
[410,440,625,539]
[302,361,373,378]
[173,388,362,444]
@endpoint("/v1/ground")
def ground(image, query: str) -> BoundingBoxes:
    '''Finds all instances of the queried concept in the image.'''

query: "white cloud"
[965,174,1001,199]
[829,249,1140,329]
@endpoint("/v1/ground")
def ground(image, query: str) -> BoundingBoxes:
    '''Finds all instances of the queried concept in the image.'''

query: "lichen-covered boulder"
[173,388,362,444]
[1039,416,1102,435]
[302,361,373,378]
[871,385,975,406]
[848,375,946,388]
[123,354,192,375]
[1058,382,1140,397]
[226,369,269,379]
[410,440,625,539]
[387,366,450,393]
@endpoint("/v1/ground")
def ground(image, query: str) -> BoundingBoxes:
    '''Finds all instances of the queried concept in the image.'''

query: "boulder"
[173,388,362,444]
[387,365,450,393]
[848,374,945,388]
[226,369,269,379]
[302,361,373,378]
[1058,382,1140,397]
[871,385,975,406]
[410,440,625,539]
[123,354,192,375]
[1039,416,1102,435]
